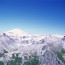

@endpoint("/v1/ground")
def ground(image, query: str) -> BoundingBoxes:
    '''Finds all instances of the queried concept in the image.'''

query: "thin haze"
[0,0,65,35]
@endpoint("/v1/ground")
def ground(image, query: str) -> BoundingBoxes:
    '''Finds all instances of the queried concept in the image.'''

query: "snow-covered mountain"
[0,28,65,65]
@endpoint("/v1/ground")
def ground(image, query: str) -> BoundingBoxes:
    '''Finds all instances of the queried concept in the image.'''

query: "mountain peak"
[9,28,24,33]
[6,28,27,36]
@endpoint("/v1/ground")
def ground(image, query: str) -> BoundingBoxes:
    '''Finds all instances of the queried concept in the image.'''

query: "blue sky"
[0,0,65,35]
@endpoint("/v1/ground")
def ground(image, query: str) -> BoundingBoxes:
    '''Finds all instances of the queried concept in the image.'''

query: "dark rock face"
[40,50,64,65]
[62,36,65,41]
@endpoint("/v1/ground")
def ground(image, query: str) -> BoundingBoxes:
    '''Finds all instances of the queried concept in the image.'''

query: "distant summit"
[7,28,24,33]
[5,28,28,36]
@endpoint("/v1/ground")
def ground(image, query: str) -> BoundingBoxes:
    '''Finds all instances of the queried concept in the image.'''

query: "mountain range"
[0,28,65,65]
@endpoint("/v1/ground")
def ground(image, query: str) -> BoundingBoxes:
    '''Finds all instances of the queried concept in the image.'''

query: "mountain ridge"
[0,28,65,65]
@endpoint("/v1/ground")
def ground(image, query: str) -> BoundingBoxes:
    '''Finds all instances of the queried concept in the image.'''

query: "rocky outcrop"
[40,50,64,65]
